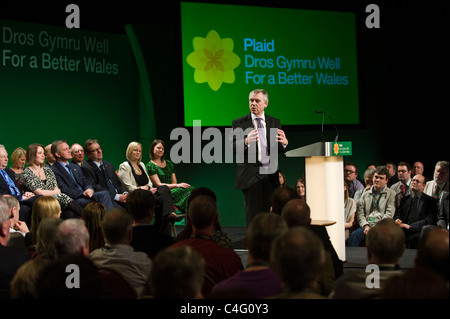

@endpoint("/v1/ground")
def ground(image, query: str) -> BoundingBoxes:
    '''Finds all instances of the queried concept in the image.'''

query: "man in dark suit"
[231,89,288,226]
[50,140,115,214]
[395,174,439,248]
[81,139,127,209]
[82,139,177,233]
[0,145,39,226]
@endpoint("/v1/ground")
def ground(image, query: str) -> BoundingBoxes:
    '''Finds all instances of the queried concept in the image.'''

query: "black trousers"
[153,185,175,232]
[242,175,274,227]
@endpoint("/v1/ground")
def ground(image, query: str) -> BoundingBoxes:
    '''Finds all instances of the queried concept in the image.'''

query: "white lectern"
[285,141,352,261]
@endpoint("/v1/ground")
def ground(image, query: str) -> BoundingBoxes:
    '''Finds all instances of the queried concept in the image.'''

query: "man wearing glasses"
[394,175,439,248]
[344,162,364,198]
[82,139,127,209]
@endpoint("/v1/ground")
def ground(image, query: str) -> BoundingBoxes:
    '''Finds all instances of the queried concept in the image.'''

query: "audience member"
[353,167,375,203]
[344,162,364,198]
[89,208,152,297]
[126,189,174,259]
[175,187,232,249]
[147,139,194,214]
[278,170,287,187]
[270,185,299,215]
[70,143,86,166]
[211,213,287,298]
[50,140,115,212]
[331,218,405,299]
[344,180,356,241]
[270,226,326,299]
[281,198,342,296]
[424,160,449,207]
[9,147,26,180]
[20,143,82,219]
[394,174,438,248]
[44,144,55,167]
[415,228,449,281]
[170,195,243,297]
[24,196,61,248]
[118,141,179,231]
[386,161,399,187]
[82,139,128,209]
[0,144,40,226]
[10,258,51,299]
[35,217,63,259]
[348,166,396,247]
[0,196,29,299]
[382,228,449,299]
[4,195,29,250]
[53,218,90,258]
[82,201,107,252]
[118,141,153,192]
[151,246,205,299]
[412,161,429,182]
[35,254,105,299]
[390,161,412,210]
[381,267,448,299]
[295,178,306,200]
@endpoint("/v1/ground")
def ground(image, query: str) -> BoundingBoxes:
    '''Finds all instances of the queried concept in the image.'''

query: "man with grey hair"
[424,160,449,206]
[53,218,90,258]
[0,196,29,298]
[231,89,288,226]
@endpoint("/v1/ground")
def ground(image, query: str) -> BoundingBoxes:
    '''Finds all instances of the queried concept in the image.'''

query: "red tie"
[401,184,406,197]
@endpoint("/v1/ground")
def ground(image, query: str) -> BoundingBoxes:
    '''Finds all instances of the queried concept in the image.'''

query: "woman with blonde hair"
[10,147,26,180]
[25,196,61,247]
[118,141,153,192]
[118,141,179,232]
[82,201,107,251]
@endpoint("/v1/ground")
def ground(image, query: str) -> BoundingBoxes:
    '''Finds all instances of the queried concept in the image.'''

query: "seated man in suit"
[81,139,127,209]
[395,174,439,248]
[50,140,115,214]
[82,139,177,233]
[0,144,40,226]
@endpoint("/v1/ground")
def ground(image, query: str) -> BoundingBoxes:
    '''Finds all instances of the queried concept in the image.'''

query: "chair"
[97,266,138,299]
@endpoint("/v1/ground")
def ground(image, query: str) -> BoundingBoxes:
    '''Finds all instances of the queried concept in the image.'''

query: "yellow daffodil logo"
[186,30,241,91]
[333,142,340,155]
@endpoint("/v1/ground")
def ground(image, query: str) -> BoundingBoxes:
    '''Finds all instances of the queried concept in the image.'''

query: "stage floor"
[175,226,417,271]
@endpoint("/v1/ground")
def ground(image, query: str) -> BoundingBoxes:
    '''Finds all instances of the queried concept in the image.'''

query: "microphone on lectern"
[315,110,325,142]
[315,110,339,142]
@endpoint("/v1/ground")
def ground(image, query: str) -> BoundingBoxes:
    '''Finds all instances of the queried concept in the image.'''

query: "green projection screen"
[181,2,359,127]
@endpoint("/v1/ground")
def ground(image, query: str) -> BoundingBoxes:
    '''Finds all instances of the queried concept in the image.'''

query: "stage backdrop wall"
[0,19,140,170]
[128,23,385,226]
[3,16,429,227]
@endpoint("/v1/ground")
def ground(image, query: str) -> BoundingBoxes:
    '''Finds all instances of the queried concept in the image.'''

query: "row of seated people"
[1,184,448,300]
[343,161,449,248]
[0,139,194,233]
